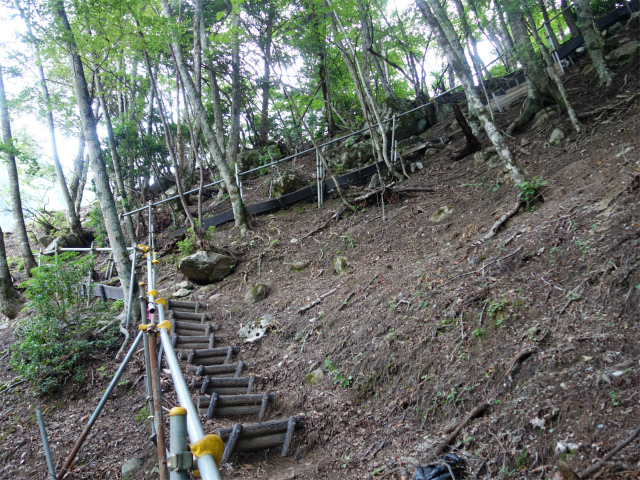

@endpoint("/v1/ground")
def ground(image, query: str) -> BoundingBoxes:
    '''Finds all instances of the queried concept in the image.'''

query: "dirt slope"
[1,39,639,480]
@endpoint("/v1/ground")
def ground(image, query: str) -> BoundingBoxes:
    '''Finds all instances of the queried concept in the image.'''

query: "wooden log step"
[198,393,275,419]
[171,334,219,350]
[192,362,245,377]
[230,433,286,453]
[168,299,206,310]
[187,346,238,365]
[172,310,212,322]
[197,376,255,395]
[173,321,218,333]
[217,417,300,441]
[198,393,275,407]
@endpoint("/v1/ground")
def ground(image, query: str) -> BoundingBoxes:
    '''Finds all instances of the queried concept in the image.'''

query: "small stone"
[290,260,309,272]
[485,145,497,154]
[334,256,349,275]
[549,128,565,146]
[122,458,144,479]
[290,238,299,244]
[430,205,454,223]
[306,369,324,385]
[423,148,438,158]
[605,40,640,64]
[244,284,270,305]
[597,424,604,429]
[175,280,193,290]
[209,293,222,301]
[611,370,625,377]
[473,151,489,165]
[173,288,191,298]
[414,161,423,170]
[368,173,382,189]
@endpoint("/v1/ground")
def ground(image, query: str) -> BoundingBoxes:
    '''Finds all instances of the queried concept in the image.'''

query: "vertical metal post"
[492,92,504,113]
[140,293,156,439]
[391,116,397,165]
[125,245,138,329]
[316,149,324,208]
[148,327,168,480]
[36,408,57,480]
[159,325,222,480]
[168,408,189,480]
[57,332,144,479]
[235,163,243,199]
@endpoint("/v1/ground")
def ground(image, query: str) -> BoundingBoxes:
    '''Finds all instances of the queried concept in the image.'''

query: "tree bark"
[97,79,137,244]
[416,0,526,187]
[53,0,132,301]
[538,0,561,52]
[560,0,581,38]
[523,3,582,133]
[0,226,22,319]
[16,2,83,236]
[259,9,274,145]
[227,12,242,166]
[68,131,86,212]
[0,61,37,276]
[504,2,558,134]
[574,0,613,86]
[158,0,251,234]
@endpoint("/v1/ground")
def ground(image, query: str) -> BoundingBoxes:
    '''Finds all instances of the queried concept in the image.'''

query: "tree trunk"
[227,12,242,167]
[53,0,132,301]
[260,10,274,145]
[416,0,526,187]
[538,0,561,52]
[574,0,613,86]
[68,131,86,211]
[560,0,581,38]
[0,226,22,319]
[97,80,137,244]
[159,0,251,234]
[16,3,83,236]
[0,61,38,276]
[504,2,558,134]
[313,10,336,138]
[523,3,582,133]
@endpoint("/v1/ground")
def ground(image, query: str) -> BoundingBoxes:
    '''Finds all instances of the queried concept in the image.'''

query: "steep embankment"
[1,28,639,480]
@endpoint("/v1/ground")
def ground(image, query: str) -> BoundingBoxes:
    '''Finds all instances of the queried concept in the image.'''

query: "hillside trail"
[0,32,639,480]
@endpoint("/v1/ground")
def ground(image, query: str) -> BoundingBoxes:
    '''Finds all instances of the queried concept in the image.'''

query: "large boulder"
[605,40,640,65]
[379,97,429,142]
[244,283,270,305]
[178,251,235,283]
[236,145,282,178]
[45,233,87,252]
[270,170,309,197]
[326,138,375,170]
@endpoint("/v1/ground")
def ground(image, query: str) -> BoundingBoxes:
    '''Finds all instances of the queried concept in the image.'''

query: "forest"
[0,0,639,477]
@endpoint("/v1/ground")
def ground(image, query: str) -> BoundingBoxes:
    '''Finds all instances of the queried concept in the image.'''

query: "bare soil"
[1,36,639,480]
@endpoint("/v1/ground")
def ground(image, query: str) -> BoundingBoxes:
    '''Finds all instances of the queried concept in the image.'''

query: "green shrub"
[10,253,117,395]
[86,204,108,247]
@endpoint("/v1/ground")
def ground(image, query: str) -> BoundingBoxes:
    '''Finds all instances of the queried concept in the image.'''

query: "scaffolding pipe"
[157,305,222,480]
[57,331,143,479]
[140,295,156,439]
[36,407,57,480]
[125,245,138,329]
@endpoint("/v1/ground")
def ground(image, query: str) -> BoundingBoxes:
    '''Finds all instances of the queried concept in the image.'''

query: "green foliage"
[86,204,108,247]
[10,253,117,395]
[177,225,217,255]
[518,177,547,204]
[324,357,353,387]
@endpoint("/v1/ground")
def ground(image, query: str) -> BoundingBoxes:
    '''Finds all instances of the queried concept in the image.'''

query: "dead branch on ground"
[298,284,341,314]
[473,199,523,246]
[435,348,534,455]
[579,424,640,478]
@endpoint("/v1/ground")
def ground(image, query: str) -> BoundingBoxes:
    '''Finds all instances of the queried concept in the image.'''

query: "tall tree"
[415,0,526,187]
[158,0,252,234]
[15,0,84,236]
[0,226,23,319]
[52,0,132,302]
[0,61,38,276]
[574,0,613,86]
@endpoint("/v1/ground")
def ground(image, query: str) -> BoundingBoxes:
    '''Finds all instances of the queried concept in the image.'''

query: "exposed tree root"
[578,424,640,478]
[472,199,523,246]
[507,96,544,135]
[453,104,481,160]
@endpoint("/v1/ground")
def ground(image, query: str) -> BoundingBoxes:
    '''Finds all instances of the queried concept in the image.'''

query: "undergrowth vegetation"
[10,253,118,395]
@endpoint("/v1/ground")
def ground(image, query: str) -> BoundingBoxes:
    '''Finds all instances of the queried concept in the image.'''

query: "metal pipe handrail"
[157,303,222,480]
[57,332,144,478]
[38,246,137,256]
[120,82,468,218]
